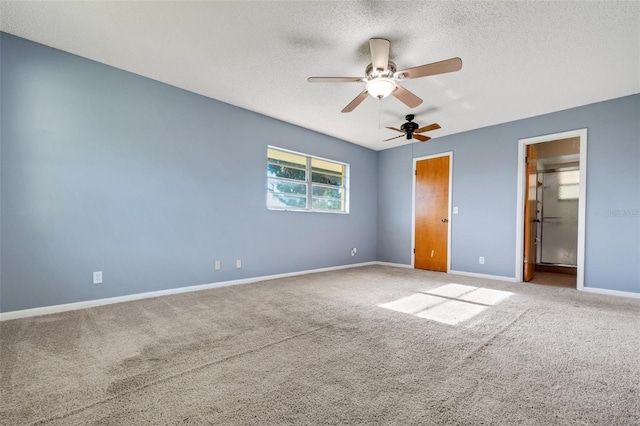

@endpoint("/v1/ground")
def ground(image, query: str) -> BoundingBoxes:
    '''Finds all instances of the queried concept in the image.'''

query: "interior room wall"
[376,144,413,264]
[377,94,640,294]
[0,33,379,313]
[2,32,638,314]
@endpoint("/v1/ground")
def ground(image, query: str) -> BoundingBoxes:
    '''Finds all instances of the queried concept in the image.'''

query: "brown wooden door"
[415,155,450,272]
[523,145,538,282]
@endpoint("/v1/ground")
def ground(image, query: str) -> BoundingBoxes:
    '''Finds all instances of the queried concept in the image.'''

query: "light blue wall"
[2,33,638,313]
[376,144,413,264]
[378,94,640,294]
[0,33,378,312]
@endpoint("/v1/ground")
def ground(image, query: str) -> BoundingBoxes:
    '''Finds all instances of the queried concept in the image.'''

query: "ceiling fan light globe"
[366,77,396,100]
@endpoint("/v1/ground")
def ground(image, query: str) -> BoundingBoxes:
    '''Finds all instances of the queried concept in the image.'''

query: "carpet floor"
[1,265,639,425]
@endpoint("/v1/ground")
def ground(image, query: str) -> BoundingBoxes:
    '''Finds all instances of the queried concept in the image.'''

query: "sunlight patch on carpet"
[425,283,476,298]
[379,284,514,325]
[415,300,488,325]
[458,287,513,306]
[378,293,443,314]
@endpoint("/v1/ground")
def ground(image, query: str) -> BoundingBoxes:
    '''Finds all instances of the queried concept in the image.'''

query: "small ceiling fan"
[385,115,441,142]
[308,38,462,113]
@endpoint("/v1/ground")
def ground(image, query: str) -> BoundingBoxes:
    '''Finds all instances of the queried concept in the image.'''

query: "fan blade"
[308,77,364,83]
[341,90,369,113]
[385,126,404,133]
[392,85,423,108]
[397,57,463,79]
[370,38,390,71]
[415,123,441,133]
[413,134,431,142]
[384,134,405,142]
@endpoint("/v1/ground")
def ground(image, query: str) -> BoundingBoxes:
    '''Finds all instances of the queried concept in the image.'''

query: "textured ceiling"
[1,1,638,151]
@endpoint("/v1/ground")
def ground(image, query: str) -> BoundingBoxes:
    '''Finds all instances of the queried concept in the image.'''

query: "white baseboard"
[376,261,413,269]
[3,262,637,321]
[448,270,640,299]
[0,261,377,321]
[581,286,640,299]
[448,270,518,283]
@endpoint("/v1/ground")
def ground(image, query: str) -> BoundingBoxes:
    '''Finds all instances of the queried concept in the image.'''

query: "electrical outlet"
[351,247,357,257]
[93,271,103,284]
[236,259,242,269]
[479,256,485,265]
[215,260,221,271]
[453,207,459,214]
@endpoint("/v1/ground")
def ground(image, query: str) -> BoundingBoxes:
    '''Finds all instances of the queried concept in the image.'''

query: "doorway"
[412,152,452,272]
[516,129,587,290]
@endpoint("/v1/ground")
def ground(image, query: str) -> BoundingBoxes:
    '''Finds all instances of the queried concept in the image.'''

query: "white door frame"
[515,129,587,290]
[411,151,453,271]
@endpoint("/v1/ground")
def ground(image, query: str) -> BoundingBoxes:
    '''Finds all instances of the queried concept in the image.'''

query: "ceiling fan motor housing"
[401,120,419,139]
[365,61,397,78]
[364,61,398,99]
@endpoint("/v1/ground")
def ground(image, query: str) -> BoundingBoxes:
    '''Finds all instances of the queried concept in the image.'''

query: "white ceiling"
[1,1,638,151]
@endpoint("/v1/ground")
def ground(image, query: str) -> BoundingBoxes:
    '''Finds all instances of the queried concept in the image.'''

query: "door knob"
[441,218,448,222]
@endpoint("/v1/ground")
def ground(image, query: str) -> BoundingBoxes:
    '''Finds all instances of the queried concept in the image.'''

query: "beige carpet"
[1,265,639,425]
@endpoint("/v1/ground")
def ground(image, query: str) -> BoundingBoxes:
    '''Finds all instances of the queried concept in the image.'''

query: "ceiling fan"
[385,114,441,142]
[308,38,462,113]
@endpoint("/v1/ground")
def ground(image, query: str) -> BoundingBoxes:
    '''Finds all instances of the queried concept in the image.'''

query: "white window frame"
[267,146,350,214]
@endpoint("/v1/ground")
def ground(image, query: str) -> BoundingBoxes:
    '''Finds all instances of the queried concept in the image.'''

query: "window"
[267,147,349,213]
[558,170,579,200]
